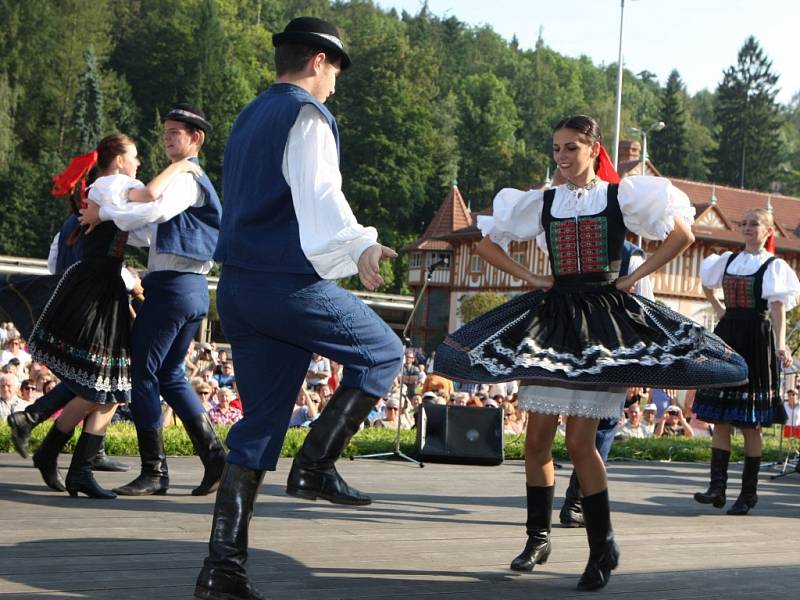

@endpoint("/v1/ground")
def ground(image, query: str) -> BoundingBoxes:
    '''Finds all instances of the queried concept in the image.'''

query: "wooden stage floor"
[1,454,799,599]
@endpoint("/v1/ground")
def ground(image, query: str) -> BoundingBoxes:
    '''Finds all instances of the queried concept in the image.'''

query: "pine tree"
[713,36,782,190]
[650,70,689,177]
[72,46,104,152]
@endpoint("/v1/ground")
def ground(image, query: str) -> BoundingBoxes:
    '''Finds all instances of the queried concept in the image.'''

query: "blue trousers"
[596,416,619,462]
[218,267,403,471]
[129,271,209,430]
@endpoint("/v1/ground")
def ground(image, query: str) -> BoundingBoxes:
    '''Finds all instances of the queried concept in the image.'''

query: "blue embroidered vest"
[156,158,221,262]
[55,214,83,273]
[214,83,339,273]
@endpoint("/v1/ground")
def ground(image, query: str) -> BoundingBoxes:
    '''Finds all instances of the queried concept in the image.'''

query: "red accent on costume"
[51,150,98,206]
[595,146,620,183]
[765,232,776,255]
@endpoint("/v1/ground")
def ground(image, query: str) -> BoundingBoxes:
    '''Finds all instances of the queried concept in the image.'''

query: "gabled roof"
[403,185,473,251]
[618,159,662,178]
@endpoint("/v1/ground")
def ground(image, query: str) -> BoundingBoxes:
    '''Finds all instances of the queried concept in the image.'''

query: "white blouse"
[88,174,144,208]
[700,250,800,310]
[478,177,695,251]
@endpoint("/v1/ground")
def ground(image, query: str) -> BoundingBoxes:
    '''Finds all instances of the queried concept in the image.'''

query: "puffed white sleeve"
[477,188,545,251]
[618,176,695,241]
[699,252,733,289]
[88,175,145,208]
[763,258,800,311]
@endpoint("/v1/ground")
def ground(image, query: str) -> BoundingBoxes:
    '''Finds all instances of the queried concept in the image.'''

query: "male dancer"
[6,214,128,472]
[194,17,403,600]
[79,104,226,496]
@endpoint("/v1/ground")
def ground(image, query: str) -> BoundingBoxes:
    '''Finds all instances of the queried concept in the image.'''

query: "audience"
[618,402,651,439]
[0,372,27,420]
[655,405,694,438]
[208,387,243,425]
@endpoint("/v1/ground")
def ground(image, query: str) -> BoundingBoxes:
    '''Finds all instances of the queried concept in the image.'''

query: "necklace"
[565,177,599,192]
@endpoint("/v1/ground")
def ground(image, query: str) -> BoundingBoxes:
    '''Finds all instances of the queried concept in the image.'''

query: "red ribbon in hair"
[765,232,776,254]
[595,146,620,183]
[51,150,98,204]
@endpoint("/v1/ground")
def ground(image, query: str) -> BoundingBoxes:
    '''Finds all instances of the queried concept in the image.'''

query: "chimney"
[617,140,641,165]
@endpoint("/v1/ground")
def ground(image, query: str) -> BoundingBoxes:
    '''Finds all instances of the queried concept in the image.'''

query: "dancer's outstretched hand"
[78,202,101,234]
[358,244,397,291]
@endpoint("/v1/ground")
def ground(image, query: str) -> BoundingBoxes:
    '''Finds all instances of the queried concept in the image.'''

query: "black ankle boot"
[560,470,584,527]
[66,432,116,499]
[7,383,73,458]
[90,442,130,472]
[195,463,266,600]
[32,425,73,492]
[286,386,376,505]
[511,484,554,571]
[694,447,729,508]
[113,428,169,496]
[727,456,760,515]
[577,489,619,591]
[184,413,227,496]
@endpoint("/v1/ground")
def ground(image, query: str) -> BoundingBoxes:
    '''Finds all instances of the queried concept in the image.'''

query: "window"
[470,255,483,272]
[512,251,525,265]
[409,253,421,268]
[425,252,451,268]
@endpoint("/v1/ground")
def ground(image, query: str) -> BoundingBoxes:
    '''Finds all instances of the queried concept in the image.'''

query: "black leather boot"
[184,413,227,496]
[559,470,585,527]
[7,384,73,458]
[694,447,729,508]
[727,456,760,515]
[66,432,116,499]
[195,463,266,600]
[90,442,130,472]
[113,428,169,495]
[286,386,376,505]
[32,425,73,492]
[510,484,554,571]
[577,489,619,591]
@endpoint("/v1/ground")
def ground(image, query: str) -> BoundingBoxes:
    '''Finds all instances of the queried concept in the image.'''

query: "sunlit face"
[119,144,140,178]
[741,211,773,248]
[163,119,198,161]
[552,128,599,182]
[313,54,341,103]
[627,406,641,425]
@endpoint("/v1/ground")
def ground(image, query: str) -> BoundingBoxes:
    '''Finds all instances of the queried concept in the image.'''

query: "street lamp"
[627,121,665,175]
[612,0,640,169]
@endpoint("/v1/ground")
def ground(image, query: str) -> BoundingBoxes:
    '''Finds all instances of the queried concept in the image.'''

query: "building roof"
[403,184,473,251]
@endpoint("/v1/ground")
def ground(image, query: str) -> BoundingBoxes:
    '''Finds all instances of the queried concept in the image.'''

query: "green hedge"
[0,422,789,463]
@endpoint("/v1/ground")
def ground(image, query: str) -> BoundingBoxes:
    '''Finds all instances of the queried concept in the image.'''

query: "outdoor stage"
[1,455,799,599]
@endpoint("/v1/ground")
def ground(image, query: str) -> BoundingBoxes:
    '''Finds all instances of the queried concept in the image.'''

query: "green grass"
[0,422,791,462]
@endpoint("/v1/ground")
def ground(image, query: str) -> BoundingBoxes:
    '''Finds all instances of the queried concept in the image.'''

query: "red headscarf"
[51,150,98,207]
[765,232,776,254]
[595,146,620,184]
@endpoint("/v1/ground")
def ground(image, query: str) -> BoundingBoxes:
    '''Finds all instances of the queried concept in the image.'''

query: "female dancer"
[434,115,747,590]
[693,207,799,514]
[1,133,198,498]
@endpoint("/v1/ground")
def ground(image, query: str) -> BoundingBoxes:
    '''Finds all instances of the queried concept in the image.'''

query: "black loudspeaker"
[416,404,504,465]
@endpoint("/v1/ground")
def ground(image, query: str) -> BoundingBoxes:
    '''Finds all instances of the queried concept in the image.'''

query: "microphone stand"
[352,259,448,467]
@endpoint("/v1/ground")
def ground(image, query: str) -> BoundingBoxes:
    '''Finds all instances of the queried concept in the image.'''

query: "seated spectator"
[400,352,421,391]
[502,401,525,434]
[0,373,26,420]
[306,353,331,391]
[683,389,713,437]
[642,402,658,435]
[618,403,651,439]
[40,377,57,395]
[450,392,469,407]
[229,380,243,412]
[19,378,38,404]
[289,387,320,427]
[422,371,454,398]
[208,388,243,425]
[200,367,216,384]
[417,364,427,388]
[184,340,199,378]
[194,381,215,411]
[214,360,236,388]
[466,394,484,408]
[655,405,694,437]
[1,332,32,369]
[4,357,24,380]
[374,397,412,430]
[784,388,800,428]
[195,343,216,374]
[213,349,230,375]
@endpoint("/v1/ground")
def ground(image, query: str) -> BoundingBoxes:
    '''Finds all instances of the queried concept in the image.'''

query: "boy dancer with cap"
[194,16,403,600]
[79,104,226,497]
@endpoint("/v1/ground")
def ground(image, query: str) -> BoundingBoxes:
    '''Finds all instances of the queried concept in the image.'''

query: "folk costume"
[195,17,402,600]
[693,249,799,514]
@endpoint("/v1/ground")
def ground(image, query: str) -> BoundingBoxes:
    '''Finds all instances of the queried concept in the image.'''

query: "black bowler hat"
[273,16,351,70]
[162,103,212,133]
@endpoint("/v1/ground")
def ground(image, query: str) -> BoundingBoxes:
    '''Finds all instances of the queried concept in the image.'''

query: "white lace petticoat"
[517,385,626,419]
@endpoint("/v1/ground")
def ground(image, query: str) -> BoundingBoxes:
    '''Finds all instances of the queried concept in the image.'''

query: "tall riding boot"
[113,428,169,495]
[90,441,130,472]
[727,456,761,515]
[195,463,266,600]
[183,413,227,496]
[32,425,73,492]
[559,470,584,527]
[694,447,729,508]
[7,383,73,458]
[286,386,376,505]
[577,489,620,591]
[510,485,554,571]
[65,431,116,499]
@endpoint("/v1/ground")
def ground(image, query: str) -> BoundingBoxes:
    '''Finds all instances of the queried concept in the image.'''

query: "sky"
[373,0,800,105]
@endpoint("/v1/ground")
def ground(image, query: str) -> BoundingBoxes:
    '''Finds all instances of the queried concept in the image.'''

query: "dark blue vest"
[214,83,339,273]
[156,158,222,262]
[55,214,83,274]
[620,240,645,277]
